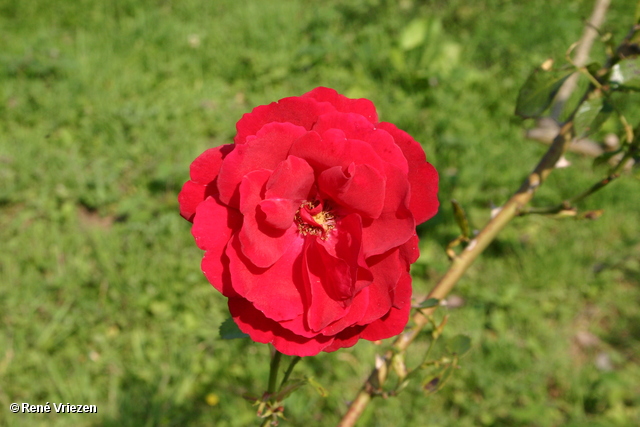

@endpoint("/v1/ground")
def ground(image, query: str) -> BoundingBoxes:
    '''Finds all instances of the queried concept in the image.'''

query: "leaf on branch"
[417,298,440,308]
[391,353,407,380]
[610,57,640,91]
[451,199,471,239]
[574,94,613,137]
[516,63,573,119]
[219,317,249,340]
[447,334,472,357]
[593,148,623,170]
[307,377,329,397]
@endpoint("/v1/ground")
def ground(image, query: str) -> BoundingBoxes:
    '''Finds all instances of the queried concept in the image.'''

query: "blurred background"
[1,0,639,426]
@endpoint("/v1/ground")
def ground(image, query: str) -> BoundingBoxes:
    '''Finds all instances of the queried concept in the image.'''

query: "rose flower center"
[294,200,336,240]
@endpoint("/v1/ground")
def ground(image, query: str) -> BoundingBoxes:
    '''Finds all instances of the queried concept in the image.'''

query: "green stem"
[280,356,302,389]
[267,349,283,395]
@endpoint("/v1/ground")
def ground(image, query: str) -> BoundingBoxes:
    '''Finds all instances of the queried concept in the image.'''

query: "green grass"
[1,0,639,426]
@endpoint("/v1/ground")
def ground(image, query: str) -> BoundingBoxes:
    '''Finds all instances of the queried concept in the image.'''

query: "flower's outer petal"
[318,163,385,219]
[378,122,439,224]
[201,245,236,298]
[289,130,385,175]
[361,163,415,257]
[229,298,334,357]
[359,273,412,341]
[238,170,297,268]
[218,122,308,207]
[227,235,305,322]
[191,196,242,298]
[313,112,376,140]
[399,233,420,265]
[234,97,335,144]
[357,248,402,325]
[179,145,235,221]
[192,196,243,252]
[322,325,367,352]
[178,180,209,222]
[364,129,409,175]
[190,144,234,184]
[303,87,378,125]
[320,287,369,336]
[391,270,413,309]
[278,314,318,338]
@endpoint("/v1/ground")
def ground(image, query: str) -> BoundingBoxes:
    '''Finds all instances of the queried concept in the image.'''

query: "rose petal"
[391,272,412,309]
[192,196,242,252]
[289,129,385,175]
[229,298,334,356]
[357,248,404,325]
[201,245,237,297]
[318,163,385,219]
[278,314,318,338]
[359,295,412,341]
[313,112,376,140]
[322,325,367,352]
[218,122,308,207]
[303,87,378,124]
[190,144,234,184]
[304,239,351,332]
[238,170,298,267]
[319,213,372,295]
[364,129,409,175]
[178,180,208,222]
[361,163,415,256]
[265,155,315,201]
[378,122,439,224]
[227,235,305,322]
[234,97,335,144]
[399,233,420,265]
[258,198,299,230]
[319,287,369,336]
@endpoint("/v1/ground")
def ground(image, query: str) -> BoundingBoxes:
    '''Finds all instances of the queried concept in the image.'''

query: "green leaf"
[593,148,622,170]
[574,94,611,138]
[447,334,471,356]
[417,298,440,308]
[610,57,640,90]
[451,199,471,238]
[585,62,602,77]
[219,317,249,340]
[516,66,573,118]
[307,376,329,397]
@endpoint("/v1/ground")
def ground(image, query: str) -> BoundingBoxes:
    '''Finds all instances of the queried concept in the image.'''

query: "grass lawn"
[1,0,639,426]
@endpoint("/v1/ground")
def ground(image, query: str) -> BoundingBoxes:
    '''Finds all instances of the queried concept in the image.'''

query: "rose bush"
[179,87,438,356]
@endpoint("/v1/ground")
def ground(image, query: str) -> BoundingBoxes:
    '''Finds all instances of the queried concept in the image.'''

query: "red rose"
[179,87,438,356]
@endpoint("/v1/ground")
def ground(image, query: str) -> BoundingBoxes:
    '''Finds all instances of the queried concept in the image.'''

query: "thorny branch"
[336,2,640,425]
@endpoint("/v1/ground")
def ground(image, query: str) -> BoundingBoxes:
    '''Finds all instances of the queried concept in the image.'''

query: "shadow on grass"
[96,376,198,427]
